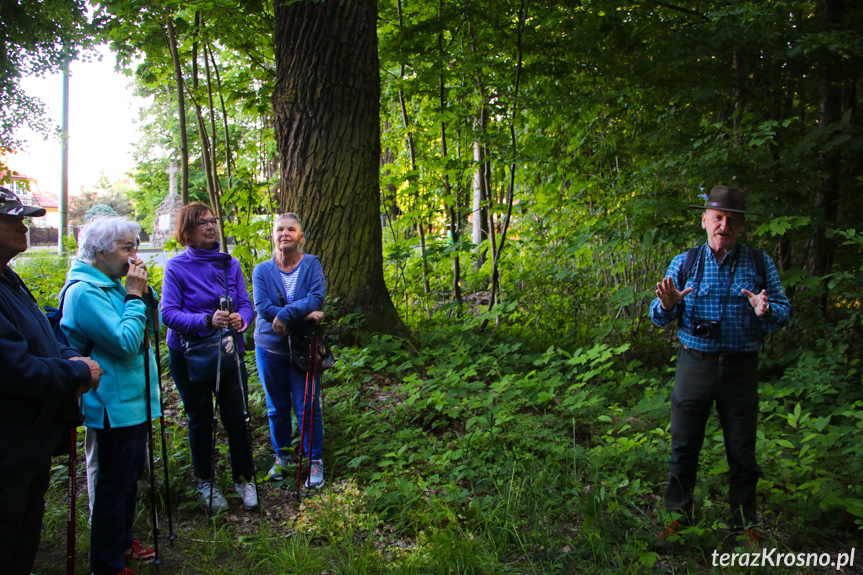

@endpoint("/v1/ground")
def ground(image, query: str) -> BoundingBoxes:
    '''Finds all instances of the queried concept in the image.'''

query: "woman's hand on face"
[305,310,324,324]
[272,316,288,336]
[125,258,149,297]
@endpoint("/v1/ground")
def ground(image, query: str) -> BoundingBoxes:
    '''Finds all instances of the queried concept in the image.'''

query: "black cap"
[0,187,47,217]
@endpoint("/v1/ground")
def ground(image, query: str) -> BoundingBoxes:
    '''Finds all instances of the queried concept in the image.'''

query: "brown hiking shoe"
[654,520,682,554]
[736,528,763,551]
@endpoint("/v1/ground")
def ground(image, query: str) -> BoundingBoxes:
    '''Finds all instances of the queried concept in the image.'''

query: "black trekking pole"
[225,296,263,521]
[142,313,162,567]
[147,303,177,545]
[66,420,77,575]
[206,299,227,527]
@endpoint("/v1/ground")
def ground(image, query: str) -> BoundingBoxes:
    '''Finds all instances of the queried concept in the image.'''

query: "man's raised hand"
[741,288,770,317]
[656,277,693,312]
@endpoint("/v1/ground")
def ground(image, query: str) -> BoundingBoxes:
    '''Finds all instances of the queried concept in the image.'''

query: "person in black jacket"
[0,187,102,575]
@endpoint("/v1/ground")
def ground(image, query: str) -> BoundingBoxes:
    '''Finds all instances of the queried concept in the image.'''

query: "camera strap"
[687,245,740,351]
[685,246,706,334]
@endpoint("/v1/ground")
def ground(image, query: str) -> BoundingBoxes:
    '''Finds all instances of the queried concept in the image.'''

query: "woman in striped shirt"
[251,213,326,487]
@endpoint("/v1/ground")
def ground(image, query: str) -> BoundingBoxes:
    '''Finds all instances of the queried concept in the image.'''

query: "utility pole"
[58,55,70,255]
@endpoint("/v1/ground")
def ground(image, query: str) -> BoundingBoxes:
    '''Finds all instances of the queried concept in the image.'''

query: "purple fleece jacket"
[160,243,254,353]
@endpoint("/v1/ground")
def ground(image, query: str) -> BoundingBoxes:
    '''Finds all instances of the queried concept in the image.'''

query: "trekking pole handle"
[219,296,238,331]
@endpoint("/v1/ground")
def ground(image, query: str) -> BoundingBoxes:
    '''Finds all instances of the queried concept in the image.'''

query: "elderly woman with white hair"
[60,216,160,575]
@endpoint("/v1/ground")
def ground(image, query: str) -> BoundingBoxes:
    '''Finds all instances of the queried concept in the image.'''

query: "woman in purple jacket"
[161,203,258,513]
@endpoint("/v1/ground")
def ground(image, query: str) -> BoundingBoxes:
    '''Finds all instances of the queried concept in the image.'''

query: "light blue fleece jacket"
[60,260,162,429]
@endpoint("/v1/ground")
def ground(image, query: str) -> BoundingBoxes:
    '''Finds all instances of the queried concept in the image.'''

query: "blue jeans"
[256,347,323,460]
[665,347,760,528]
[90,416,146,575]
[169,347,254,482]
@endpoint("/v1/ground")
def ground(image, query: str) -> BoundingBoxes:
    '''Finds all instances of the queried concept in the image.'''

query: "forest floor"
[32,333,863,575]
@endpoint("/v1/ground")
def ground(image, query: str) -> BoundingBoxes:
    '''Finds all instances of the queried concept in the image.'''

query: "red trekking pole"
[66,424,77,575]
[296,329,320,498]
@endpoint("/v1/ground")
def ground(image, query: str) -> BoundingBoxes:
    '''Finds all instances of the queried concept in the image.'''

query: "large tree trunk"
[273,0,406,336]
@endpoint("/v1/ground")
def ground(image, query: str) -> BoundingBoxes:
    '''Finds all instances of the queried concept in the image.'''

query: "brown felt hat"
[689,185,758,215]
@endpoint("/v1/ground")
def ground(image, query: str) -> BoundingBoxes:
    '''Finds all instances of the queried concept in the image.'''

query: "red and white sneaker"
[304,459,324,488]
[123,540,155,561]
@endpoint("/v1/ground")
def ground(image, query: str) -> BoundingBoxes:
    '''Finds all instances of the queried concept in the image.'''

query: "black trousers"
[168,347,254,482]
[0,465,50,575]
[664,347,760,528]
[90,418,147,575]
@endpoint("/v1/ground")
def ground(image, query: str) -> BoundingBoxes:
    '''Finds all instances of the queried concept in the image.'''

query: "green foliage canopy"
[0,0,92,158]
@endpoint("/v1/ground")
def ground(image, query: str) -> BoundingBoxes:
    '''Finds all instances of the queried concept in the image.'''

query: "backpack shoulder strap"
[56,280,94,356]
[750,248,767,293]
[58,279,81,307]
[677,247,701,289]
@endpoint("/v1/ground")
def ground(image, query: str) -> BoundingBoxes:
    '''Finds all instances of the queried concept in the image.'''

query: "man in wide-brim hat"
[649,185,791,550]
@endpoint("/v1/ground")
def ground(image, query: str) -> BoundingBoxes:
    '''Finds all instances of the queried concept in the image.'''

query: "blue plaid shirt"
[650,243,791,353]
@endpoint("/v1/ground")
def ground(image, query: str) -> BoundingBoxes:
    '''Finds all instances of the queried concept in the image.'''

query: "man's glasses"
[197,217,220,229]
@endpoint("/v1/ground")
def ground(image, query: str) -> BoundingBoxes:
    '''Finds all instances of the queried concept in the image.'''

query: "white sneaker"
[304,459,324,488]
[235,482,259,510]
[198,481,228,513]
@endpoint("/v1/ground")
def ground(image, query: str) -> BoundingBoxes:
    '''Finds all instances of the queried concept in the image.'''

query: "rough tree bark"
[273,0,406,336]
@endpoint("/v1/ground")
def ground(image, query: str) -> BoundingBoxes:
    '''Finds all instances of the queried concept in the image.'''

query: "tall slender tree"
[273,0,406,336]
[165,15,190,203]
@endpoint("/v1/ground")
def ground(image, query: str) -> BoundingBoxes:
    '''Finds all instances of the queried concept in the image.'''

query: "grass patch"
[33,325,863,574]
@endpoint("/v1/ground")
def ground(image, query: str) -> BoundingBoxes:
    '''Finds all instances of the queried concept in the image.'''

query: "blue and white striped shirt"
[650,243,791,353]
[279,267,300,304]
